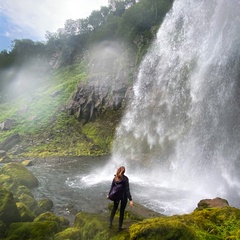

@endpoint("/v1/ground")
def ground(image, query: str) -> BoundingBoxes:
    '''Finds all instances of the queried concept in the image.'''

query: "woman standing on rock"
[107,166,133,231]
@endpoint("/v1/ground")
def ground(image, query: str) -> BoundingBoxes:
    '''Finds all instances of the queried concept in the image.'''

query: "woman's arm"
[125,177,132,201]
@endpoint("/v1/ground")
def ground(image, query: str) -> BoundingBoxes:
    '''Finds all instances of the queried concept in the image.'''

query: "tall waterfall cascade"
[109,0,240,213]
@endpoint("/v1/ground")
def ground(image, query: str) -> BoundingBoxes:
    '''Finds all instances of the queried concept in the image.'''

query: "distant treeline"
[0,0,173,90]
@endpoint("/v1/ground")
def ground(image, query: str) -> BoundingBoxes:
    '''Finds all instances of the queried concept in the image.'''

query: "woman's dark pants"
[109,199,127,229]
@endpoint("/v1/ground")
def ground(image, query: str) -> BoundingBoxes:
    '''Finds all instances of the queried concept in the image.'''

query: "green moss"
[17,193,36,211]
[130,218,196,240]
[0,174,18,193]
[5,221,61,240]
[0,163,38,189]
[0,188,21,226]
[16,185,34,199]
[37,198,53,212]
[74,212,109,240]
[34,212,70,229]
[53,227,81,240]
[16,202,35,222]
[0,220,7,239]
[0,61,88,157]
[129,207,240,240]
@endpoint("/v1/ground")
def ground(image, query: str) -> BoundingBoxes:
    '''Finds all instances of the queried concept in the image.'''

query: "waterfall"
[110,0,240,213]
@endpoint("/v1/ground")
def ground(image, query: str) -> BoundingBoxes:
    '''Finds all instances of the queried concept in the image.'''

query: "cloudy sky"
[0,0,109,51]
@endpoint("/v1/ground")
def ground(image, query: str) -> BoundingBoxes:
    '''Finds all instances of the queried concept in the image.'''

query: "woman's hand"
[129,200,133,207]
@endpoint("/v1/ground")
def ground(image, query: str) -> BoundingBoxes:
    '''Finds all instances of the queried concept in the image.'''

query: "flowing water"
[108,0,240,213]
[32,0,240,219]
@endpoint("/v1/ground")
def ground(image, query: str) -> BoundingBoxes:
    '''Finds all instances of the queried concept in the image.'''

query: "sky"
[0,0,109,51]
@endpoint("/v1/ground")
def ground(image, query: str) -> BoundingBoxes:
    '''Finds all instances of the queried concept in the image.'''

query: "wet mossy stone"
[34,212,70,229]
[0,174,18,193]
[0,162,38,189]
[0,188,21,226]
[37,198,54,211]
[16,185,34,198]
[18,193,36,211]
[32,206,45,217]
[74,212,109,240]
[53,227,81,240]
[0,220,7,239]
[16,202,35,222]
[6,221,61,240]
[129,218,196,240]
[129,206,240,240]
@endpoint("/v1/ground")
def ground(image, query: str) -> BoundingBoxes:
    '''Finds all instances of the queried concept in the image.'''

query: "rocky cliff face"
[67,84,131,124]
[67,41,134,124]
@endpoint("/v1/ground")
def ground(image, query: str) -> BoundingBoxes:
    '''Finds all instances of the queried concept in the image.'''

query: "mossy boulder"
[16,202,35,222]
[16,185,34,199]
[129,206,240,240]
[74,212,109,240]
[32,206,45,217]
[5,221,61,240]
[34,212,70,229]
[0,174,18,193]
[0,188,21,226]
[53,227,81,240]
[0,220,7,239]
[37,198,54,211]
[18,193,37,211]
[129,218,196,240]
[0,174,34,202]
[0,162,38,189]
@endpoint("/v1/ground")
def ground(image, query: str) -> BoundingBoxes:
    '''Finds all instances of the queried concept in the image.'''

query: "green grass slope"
[0,61,121,158]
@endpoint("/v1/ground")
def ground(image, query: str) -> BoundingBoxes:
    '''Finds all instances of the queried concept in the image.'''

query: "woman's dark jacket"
[109,175,132,201]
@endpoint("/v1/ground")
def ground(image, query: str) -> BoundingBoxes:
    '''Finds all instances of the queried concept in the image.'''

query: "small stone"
[21,160,33,166]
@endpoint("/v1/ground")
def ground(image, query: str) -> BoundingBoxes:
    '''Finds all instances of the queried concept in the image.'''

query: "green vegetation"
[0,0,174,158]
[129,207,240,239]
[0,61,121,157]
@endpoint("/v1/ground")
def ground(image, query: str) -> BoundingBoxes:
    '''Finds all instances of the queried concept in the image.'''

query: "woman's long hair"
[114,166,125,181]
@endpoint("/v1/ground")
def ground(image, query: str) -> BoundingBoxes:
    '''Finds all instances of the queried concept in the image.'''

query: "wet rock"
[67,84,131,124]
[21,160,33,166]
[37,199,54,212]
[0,134,21,151]
[53,227,81,240]
[196,197,229,210]
[18,193,37,211]
[10,145,25,155]
[5,221,61,240]
[0,220,7,239]
[0,188,21,226]
[0,119,15,131]
[34,212,70,229]
[0,150,6,158]
[0,155,12,163]
[74,212,109,239]
[16,202,35,222]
